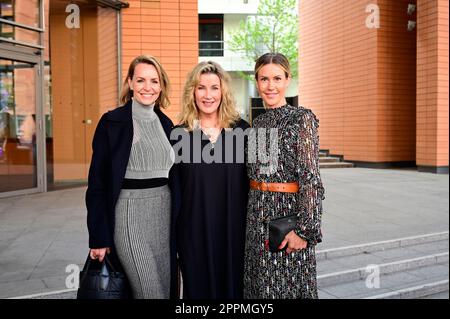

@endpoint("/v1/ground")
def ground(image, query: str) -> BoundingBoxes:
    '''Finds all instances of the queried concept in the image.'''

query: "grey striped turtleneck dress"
[114,98,174,299]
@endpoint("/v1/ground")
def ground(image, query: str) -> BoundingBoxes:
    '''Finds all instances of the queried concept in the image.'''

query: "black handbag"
[266,214,299,252]
[77,254,132,299]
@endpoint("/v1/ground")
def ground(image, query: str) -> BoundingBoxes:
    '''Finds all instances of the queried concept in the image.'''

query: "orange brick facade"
[121,0,198,122]
[416,0,449,172]
[299,0,449,172]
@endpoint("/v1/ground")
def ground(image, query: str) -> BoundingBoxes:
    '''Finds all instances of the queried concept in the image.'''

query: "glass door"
[0,0,45,197]
[0,57,42,194]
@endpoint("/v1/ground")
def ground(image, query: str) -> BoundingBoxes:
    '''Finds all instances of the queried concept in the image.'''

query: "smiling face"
[256,63,291,109]
[195,73,222,120]
[128,63,161,106]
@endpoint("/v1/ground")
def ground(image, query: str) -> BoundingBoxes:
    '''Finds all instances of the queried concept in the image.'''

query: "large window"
[199,14,223,57]
[0,59,38,192]
[1,0,43,196]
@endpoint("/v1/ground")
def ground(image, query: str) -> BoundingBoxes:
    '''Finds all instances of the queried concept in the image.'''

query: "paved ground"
[0,167,448,299]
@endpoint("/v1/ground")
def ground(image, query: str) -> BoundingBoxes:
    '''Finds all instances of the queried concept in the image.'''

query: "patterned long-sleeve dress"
[244,104,325,299]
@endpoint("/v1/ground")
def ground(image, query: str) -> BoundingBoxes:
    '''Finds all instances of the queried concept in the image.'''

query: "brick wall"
[121,0,198,123]
[416,0,449,172]
[298,1,418,164]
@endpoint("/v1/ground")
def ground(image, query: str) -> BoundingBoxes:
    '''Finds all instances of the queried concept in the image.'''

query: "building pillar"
[416,0,449,173]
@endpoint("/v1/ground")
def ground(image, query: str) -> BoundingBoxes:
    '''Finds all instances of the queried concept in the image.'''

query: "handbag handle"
[80,255,92,284]
[80,253,117,284]
[104,255,118,272]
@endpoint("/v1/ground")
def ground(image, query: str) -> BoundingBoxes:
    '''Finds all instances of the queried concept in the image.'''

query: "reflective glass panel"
[0,59,38,192]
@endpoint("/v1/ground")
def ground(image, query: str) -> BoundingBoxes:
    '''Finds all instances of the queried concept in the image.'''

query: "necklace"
[193,119,222,144]
[201,126,221,144]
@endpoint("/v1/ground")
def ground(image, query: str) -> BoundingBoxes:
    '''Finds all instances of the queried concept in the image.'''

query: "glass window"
[0,58,38,192]
[1,0,42,47]
[199,14,223,57]
[0,0,40,28]
[1,24,40,44]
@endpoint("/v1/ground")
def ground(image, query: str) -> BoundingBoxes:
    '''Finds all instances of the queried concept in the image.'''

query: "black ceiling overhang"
[96,0,129,10]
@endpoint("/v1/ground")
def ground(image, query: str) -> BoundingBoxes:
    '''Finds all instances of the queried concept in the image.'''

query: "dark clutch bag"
[77,254,131,299]
[267,214,299,252]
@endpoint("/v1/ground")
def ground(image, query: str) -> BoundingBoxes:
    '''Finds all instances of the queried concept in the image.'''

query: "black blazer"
[85,100,174,249]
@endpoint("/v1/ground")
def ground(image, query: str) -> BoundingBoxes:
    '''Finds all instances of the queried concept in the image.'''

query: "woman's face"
[256,63,291,108]
[195,73,222,119]
[128,63,161,106]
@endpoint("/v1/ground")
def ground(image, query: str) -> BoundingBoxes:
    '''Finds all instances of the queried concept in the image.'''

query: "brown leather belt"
[250,180,300,193]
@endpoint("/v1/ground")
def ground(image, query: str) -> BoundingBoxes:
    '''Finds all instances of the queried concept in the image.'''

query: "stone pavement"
[0,168,448,299]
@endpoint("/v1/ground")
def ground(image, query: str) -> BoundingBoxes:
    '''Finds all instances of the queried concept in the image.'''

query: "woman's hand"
[279,231,307,254]
[90,247,110,262]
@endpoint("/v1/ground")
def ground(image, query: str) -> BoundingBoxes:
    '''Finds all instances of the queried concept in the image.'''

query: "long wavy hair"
[179,61,240,131]
[119,55,170,109]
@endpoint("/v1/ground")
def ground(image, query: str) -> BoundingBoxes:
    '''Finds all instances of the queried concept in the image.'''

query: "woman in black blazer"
[86,55,175,298]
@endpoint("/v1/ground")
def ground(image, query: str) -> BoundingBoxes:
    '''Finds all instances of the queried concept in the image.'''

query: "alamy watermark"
[65,264,80,289]
[365,264,381,289]
[365,4,380,29]
[170,127,280,176]
[65,4,80,29]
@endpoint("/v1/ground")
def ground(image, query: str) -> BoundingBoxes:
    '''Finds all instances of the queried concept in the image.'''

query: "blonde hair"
[179,61,240,131]
[119,55,170,109]
[254,52,291,80]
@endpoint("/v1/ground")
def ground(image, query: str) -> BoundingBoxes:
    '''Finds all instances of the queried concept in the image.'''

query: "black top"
[170,119,250,299]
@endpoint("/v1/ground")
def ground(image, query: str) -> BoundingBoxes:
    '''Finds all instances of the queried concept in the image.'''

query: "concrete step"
[320,162,354,168]
[318,252,449,286]
[319,263,449,299]
[366,280,449,299]
[317,232,449,261]
[317,232,449,299]
[420,289,449,299]
[319,157,341,163]
[32,278,449,300]
[10,288,77,299]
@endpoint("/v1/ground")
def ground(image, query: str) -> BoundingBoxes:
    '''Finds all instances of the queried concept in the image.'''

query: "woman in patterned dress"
[244,53,325,299]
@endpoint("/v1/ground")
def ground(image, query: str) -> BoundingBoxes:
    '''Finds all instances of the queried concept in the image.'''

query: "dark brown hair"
[254,52,291,79]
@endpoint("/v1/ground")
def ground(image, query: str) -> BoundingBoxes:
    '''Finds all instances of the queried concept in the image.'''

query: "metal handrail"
[199,41,224,50]
[0,37,44,50]
[199,40,224,43]
[0,18,43,33]
[199,48,224,51]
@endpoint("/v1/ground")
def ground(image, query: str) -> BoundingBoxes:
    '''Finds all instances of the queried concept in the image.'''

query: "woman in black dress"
[170,61,250,298]
[244,53,325,299]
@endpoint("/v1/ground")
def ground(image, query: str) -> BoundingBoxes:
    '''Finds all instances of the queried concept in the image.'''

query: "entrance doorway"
[1,0,121,197]
[48,1,119,185]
